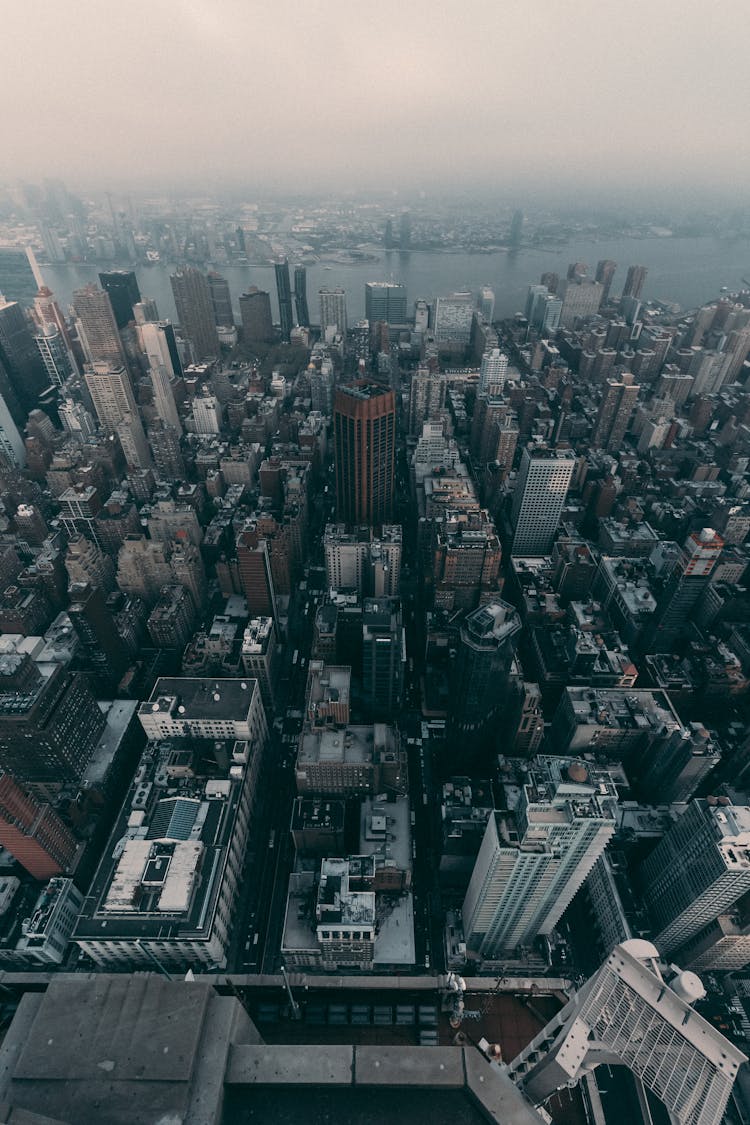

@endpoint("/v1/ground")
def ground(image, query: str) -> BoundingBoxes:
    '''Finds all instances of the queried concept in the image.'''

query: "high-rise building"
[72,284,127,368]
[478,347,508,395]
[139,321,182,432]
[595,259,617,303]
[0,247,40,308]
[506,939,745,1124]
[98,270,141,330]
[0,394,25,466]
[275,260,294,340]
[433,292,474,346]
[133,297,160,325]
[333,381,396,526]
[477,286,495,323]
[591,373,639,451]
[239,287,274,344]
[294,266,309,327]
[68,581,130,689]
[558,278,604,327]
[510,446,575,555]
[34,323,72,387]
[408,366,446,434]
[646,528,723,651]
[362,597,405,719]
[236,527,277,618]
[170,267,220,361]
[365,282,407,325]
[450,601,521,759]
[192,392,222,433]
[148,419,185,479]
[623,264,648,300]
[323,524,402,597]
[83,362,139,432]
[0,298,50,416]
[463,757,617,959]
[0,775,77,881]
[319,288,348,337]
[207,271,233,328]
[641,799,750,956]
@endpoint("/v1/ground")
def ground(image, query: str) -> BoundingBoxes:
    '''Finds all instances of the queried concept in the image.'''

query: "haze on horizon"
[3,0,749,202]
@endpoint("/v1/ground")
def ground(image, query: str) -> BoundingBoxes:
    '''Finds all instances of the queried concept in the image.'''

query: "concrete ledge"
[226,1045,354,1086]
[463,1050,543,1125]
[354,1046,464,1087]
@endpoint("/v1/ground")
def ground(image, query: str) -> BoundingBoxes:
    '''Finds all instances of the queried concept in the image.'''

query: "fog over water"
[45,236,750,325]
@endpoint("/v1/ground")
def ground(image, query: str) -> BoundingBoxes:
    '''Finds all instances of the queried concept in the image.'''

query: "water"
[44,235,750,325]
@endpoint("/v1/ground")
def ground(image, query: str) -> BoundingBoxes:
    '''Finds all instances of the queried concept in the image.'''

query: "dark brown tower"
[334,381,396,526]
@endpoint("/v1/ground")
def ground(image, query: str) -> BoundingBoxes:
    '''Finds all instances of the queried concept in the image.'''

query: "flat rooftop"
[140,676,258,722]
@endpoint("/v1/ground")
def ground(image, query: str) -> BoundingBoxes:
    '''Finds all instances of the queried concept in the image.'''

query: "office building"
[408,365,446,433]
[139,319,182,380]
[72,284,127,368]
[595,259,617,303]
[74,702,267,968]
[477,285,495,323]
[0,654,105,790]
[319,287,347,337]
[239,286,274,344]
[623,264,648,300]
[591,373,639,451]
[141,330,182,432]
[68,581,130,690]
[65,533,115,594]
[333,381,396,526]
[324,524,401,596]
[241,616,279,715]
[11,877,83,965]
[0,247,40,308]
[34,323,72,387]
[294,265,310,326]
[510,446,575,555]
[170,267,220,361]
[478,347,508,395]
[147,584,196,649]
[558,278,604,327]
[506,939,745,1125]
[305,661,351,728]
[0,775,77,881]
[295,722,407,797]
[463,757,616,960]
[236,526,277,618]
[133,297,159,324]
[207,270,233,328]
[451,601,521,758]
[291,797,347,856]
[365,282,407,324]
[83,361,138,428]
[275,259,294,339]
[98,270,140,330]
[641,799,750,956]
[433,291,474,346]
[0,395,24,466]
[671,894,750,973]
[362,597,405,719]
[0,298,49,416]
[192,391,222,433]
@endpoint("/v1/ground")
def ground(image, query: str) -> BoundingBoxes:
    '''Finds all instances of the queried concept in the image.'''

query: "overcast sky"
[3,0,749,198]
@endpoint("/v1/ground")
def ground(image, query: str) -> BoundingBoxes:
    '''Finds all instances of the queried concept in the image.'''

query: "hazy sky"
[4,0,749,196]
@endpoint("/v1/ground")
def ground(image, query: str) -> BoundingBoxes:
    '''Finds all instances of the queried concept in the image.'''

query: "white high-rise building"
[477,286,495,323]
[192,392,222,434]
[641,799,750,956]
[84,363,139,432]
[462,757,617,960]
[319,288,348,337]
[140,322,182,433]
[510,446,575,555]
[0,393,24,466]
[323,524,401,597]
[478,348,508,395]
[433,292,474,345]
[506,939,745,1125]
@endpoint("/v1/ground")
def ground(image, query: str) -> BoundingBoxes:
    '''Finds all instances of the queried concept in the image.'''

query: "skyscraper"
[0,247,41,308]
[362,597,405,719]
[294,266,310,327]
[98,270,141,330]
[207,271,233,328]
[334,381,396,526]
[0,298,50,416]
[478,347,508,395]
[72,284,127,368]
[477,285,495,323]
[139,321,182,432]
[239,287,274,344]
[0,774,77,881]
[641,798,750,956]
[558,278,604,327]
[170,267,220,361]
[595,259,617,304]
[623,264,648,300]
[433,292,474,346]
[84,363,140,432]
[319,288,347,337]
[408,366,446,434]
[510,446,575,555]
[462,757,617,959]
[34,323,73,387]
[450,601,521,763]
[275,259,294,340]
[591,373,639,451]
[365,282,407,324]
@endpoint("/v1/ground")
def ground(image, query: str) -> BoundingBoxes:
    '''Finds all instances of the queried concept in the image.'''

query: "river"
[44,235,750,325]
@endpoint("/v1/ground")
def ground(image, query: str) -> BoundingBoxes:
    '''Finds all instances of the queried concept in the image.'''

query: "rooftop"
[139,676,258,723]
